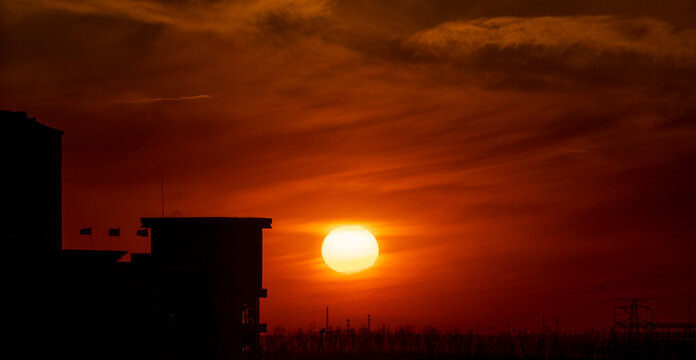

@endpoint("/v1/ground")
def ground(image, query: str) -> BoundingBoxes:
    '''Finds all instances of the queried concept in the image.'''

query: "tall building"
[1,111,63,250]
[134,217,271,359]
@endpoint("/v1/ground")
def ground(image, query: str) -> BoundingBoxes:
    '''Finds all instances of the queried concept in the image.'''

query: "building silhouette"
[129,217,270,358]
[1,111,62,250]
[1,111,271,359]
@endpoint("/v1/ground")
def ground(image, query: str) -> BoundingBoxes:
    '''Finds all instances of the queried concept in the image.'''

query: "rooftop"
[1,110,64,135]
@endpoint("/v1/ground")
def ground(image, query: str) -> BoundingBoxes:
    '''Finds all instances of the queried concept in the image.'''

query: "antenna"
[161,177,165,217]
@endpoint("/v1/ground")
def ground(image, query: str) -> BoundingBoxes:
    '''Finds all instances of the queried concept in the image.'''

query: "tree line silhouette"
[262,325,696,359]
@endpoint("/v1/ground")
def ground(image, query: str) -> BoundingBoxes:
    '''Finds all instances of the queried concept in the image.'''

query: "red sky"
[2,0,696,331]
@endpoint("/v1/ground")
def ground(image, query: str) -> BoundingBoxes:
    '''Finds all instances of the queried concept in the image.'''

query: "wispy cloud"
[17,0,332,33]
[115,94,212,103]
[405,16,696,65]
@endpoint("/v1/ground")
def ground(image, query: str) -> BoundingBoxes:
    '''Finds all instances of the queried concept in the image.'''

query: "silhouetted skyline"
[2,111,271,359]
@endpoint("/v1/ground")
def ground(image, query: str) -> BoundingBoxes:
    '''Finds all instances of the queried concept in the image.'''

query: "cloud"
[9,1,696,91]
[406,16,696,63]
[115,94,211,103]
[15,0,332,32]
[401,16,696,88]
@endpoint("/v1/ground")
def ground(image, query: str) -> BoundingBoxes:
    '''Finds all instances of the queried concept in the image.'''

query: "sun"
[322,225,379,274]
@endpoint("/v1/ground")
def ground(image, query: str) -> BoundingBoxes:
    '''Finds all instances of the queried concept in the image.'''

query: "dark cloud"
[402,16,696,88]
[335,0,696,27]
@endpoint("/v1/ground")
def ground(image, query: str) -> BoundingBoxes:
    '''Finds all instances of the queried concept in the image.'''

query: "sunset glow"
[3,0,696,333]
[322,226,379,274]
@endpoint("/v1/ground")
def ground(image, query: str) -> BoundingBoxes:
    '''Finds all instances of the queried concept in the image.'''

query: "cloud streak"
[115,94,211,103]
[406,16,696,65]
[16,0,332,32]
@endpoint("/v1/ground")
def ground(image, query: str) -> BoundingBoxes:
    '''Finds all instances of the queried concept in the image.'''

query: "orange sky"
[2,0,696,331]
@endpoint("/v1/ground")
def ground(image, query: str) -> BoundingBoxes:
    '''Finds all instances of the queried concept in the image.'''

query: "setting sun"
[321,225,379,274]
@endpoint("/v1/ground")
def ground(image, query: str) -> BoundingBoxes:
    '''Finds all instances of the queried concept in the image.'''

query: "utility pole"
[346,318,350,331]
[367,314,371,332]
[320,306,329,354]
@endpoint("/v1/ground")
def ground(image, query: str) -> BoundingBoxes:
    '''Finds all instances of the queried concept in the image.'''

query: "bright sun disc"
[322,225,379,274]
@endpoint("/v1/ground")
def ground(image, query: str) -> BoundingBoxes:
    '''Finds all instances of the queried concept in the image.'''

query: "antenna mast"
[161,177,164,217]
